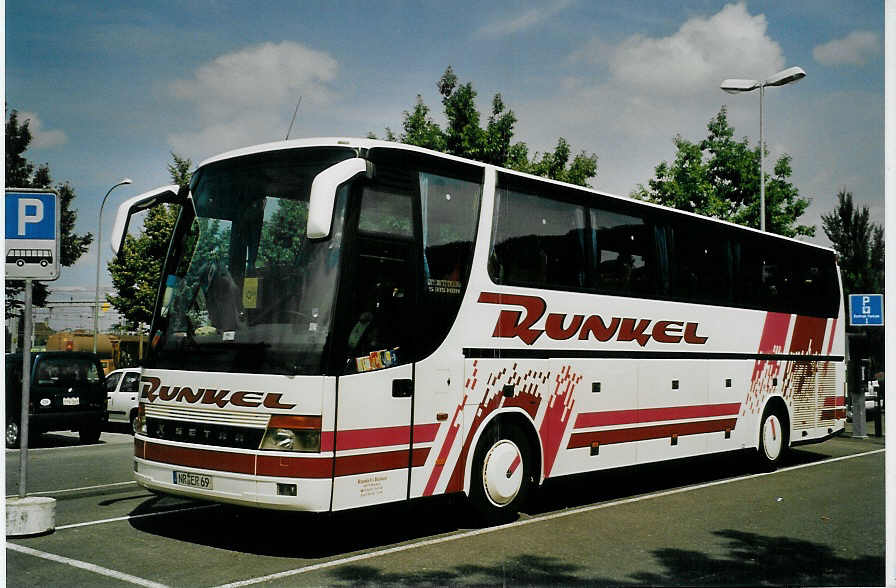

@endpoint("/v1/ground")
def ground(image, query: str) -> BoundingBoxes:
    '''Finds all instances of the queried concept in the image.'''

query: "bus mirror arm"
[110,184,185,256]
[307,158,375,239]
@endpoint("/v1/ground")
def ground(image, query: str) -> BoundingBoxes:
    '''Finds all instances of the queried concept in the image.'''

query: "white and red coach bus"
[112,138,845,521]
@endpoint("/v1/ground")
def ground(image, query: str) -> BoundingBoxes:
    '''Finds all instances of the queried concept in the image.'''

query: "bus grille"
[145,417,265,450]
[144,405,269,450]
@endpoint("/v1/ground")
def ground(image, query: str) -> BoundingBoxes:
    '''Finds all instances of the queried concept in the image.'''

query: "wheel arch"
[462,408,543,496]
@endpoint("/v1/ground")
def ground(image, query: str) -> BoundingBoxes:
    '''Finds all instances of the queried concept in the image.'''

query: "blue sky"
[5,0,885,308]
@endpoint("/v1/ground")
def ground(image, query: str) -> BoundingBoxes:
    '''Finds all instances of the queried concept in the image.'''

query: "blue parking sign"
[849,294,883,326]
[5,190,60,280]
[5,192,56,239]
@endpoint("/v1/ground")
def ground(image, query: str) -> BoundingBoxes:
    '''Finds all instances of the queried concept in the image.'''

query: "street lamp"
[720,66,806,232]
[93,178,132,353]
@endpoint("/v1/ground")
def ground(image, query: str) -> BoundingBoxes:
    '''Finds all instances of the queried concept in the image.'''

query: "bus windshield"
[150,148,354,375]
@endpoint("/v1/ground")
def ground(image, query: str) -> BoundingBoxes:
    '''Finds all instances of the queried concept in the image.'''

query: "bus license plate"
[173,471,213,489]
[62,397,79,406]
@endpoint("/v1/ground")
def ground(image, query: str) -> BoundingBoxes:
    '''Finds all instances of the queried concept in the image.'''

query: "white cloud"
[18,111,68,149]
[813,31,879,66]
[475,0,571,38]
[607,2,783,95]
[515,2,787,196]
[168,41,339,159]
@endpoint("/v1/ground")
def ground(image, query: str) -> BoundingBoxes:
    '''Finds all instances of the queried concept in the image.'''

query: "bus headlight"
[259,415,321,452]
[134,403,147,435]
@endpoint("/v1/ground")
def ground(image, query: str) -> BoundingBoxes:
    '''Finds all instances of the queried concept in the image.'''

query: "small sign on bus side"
[5,189,61,280]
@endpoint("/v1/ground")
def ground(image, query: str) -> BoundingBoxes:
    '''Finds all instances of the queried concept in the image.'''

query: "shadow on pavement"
[323,530,883,586]
[126,446,841,560]
[129,493,469,558]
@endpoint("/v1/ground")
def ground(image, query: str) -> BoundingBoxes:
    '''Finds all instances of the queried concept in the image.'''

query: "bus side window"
[490,188,586,289]
[590,208,652,296]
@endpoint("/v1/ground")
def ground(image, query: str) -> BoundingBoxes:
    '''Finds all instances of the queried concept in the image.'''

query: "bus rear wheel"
[757,406,788,471]
[469,422,532,524]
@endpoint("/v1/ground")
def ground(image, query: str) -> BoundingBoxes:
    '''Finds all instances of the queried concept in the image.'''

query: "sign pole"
[19,279,33,498]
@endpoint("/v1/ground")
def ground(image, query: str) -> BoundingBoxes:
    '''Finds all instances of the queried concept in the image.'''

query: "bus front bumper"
[134,457,333,512]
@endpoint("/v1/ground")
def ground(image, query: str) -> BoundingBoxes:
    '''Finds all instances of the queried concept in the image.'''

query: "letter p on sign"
[18,198,44,236]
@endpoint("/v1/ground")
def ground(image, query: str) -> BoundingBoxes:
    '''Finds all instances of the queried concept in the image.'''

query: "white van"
[105,368,141,431]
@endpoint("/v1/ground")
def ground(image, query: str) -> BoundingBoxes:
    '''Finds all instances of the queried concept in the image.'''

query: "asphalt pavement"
[5,424,886,587]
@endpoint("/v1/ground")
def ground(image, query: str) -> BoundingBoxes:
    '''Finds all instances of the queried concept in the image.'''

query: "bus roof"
[195,137,835,255]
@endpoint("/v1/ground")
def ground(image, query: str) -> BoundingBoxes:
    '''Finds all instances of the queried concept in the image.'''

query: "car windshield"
[36,357,101,385]
[150,148,354,375]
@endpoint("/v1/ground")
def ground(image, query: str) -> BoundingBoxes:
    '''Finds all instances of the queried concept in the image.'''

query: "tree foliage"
[107,153,191,327]
[5,108,93,317]
[372,66,598,187]
[632,107,814,238]
[821,189,884,296]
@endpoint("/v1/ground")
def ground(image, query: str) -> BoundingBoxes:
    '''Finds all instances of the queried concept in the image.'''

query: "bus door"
[331,187,419,510]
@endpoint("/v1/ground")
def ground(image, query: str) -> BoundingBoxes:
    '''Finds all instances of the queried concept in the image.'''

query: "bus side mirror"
[307,158,374,239]
[110,184,185,256]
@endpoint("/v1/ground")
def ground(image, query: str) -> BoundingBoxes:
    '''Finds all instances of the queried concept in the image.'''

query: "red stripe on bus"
[256,455,333,478]
[573,403,741,429]
[423,399,466,496]
[142,441,431,479]
[826,318,838,355]
[321,431,335,452]
[789,316,827,356]
[334,423,440,451]
[143,442,255,475]
[567,418,738,449]
[822,396,846,407]
[821,409,847,421]
[134,438,145,459]
[333,448,429,477]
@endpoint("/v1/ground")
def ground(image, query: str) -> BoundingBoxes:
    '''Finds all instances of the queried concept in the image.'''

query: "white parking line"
[6,480,137,499]
[7,542,170,588]
[214,448,885,588]
[56,504,218,530]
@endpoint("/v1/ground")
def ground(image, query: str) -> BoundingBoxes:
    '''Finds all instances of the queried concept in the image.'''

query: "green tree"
[632,107,814,238]
[372,66,598,187]
[822,189,884,296]
[107,153,191,327]
[5,108,93,317]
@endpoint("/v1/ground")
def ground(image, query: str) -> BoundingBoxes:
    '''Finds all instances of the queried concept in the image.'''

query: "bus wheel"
[6,419,21,449]
[16,259,24,267]
[469,422,532,524]
[757,406,788,471]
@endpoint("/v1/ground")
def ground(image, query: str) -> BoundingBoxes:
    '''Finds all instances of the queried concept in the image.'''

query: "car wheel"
[6,419,21,449]
[469,422,533,524]
[129,409,138,435]
[756,405,789,471]
[79,420,102,444]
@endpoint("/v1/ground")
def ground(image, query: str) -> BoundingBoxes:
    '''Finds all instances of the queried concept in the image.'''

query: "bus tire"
[756,405,788,471]
[79,420,102,444]
[6,418,21,449]
[469,421,532,524]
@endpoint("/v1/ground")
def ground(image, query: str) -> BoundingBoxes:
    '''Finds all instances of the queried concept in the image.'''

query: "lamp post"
[93,178,132,353]
[720,66,806,232]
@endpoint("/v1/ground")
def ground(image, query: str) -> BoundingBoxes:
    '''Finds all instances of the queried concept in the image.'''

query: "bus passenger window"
[590,209,652,296]
[490,189,586,289]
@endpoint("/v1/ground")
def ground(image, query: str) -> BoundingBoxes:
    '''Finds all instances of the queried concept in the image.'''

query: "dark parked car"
[5,351,106,448]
